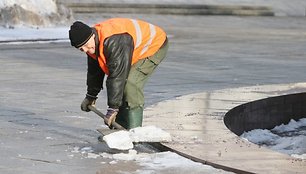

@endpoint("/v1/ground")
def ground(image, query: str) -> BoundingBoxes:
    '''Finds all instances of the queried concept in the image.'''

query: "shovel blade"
[97,128,120,137]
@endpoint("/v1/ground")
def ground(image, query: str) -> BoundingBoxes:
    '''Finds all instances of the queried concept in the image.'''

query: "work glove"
[105,108,119,127]
[80,95,96,112]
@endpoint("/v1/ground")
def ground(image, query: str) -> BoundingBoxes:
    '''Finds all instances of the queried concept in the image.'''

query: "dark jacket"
[86,32,134,109]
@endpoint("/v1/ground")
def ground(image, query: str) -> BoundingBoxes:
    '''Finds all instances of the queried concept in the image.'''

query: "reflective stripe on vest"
[130,19,142,48]
[130,19,157,56]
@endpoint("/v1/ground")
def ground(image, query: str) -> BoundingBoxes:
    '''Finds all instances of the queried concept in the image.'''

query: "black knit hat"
[69,21,93,48]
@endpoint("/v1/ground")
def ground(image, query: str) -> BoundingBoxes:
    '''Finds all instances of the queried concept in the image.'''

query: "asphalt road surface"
[1,14,306,173]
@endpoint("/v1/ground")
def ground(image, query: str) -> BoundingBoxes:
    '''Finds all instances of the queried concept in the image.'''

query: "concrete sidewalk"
[144,83,306,173]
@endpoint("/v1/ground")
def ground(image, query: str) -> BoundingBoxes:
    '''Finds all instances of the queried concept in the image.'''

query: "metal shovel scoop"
[88,105,125,136]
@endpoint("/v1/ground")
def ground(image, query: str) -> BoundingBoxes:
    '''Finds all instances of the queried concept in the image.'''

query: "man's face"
[78,34,95,54]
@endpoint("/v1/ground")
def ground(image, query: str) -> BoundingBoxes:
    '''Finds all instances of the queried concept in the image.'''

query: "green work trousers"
[116,39,169,129]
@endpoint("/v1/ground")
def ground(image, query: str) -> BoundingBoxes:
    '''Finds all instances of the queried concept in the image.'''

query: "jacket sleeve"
[103,33,134,109]
[86,55,105,99]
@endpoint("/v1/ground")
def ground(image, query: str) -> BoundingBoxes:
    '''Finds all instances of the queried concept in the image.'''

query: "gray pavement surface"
[1,13,306,173]
[57,0,306,16]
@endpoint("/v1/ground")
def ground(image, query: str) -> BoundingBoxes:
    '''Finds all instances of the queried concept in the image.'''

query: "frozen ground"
[1,0,306,173]
[72,148,233,174]
[0,1,235,173]
[1,22,305,172]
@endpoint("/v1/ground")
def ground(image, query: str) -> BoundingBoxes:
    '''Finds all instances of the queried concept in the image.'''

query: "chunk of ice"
[103,130,133,150]
[103,126,172,150]
[129,126,172,142]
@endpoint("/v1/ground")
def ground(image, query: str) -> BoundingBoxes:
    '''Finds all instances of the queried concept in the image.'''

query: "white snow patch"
[109,160,117,165]
[0,27,68,42]
[69,145,231,173]
[241,118,306,159]
[63,115,90,119]
[70,146,101,159]
[0,0,57,16]
[112,149,138,161]
[103,130,134,150]
[103,126,172,150]
[0,0,72,28]
[129,125,172,143]
[100,152,114,159]
[291,153,306,160]
[139,151,209,169]
[104,151,232,173]
[79,146,94,154]
[19,130,28,134]
[272,118,306,133]
[71,147,80,153]
[241,129,280,144]
[87,152,100,159]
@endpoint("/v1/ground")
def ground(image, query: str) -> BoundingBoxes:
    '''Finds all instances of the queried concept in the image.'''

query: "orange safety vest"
[88,18,167,75]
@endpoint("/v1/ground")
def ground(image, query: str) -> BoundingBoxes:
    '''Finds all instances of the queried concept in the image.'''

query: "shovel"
[88,105,172,150]
[88,105,125,136]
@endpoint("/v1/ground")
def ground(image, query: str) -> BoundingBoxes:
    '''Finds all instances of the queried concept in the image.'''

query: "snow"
[0,0,69,43]
[130,126,172,142]
[75,148,233,173]
[0,0,57,15]
[0,0,72,27]
[273,118,306,132]
[136,152,225,173]
[103,130,134,150]
[241,118,306,159]
[0,27,69,43]
[103,126,172,150]
[131,151,232,174]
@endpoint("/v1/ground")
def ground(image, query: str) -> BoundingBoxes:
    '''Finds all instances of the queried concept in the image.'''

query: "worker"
[69,18,168,129]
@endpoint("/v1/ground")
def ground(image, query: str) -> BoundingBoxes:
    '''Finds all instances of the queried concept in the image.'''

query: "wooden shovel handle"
[88,105,125,130]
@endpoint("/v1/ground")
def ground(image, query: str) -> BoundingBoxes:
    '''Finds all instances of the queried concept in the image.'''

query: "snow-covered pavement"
[0,27,68,43]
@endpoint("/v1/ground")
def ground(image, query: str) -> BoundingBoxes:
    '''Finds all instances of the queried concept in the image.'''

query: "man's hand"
[80,97,96,112]
[105,108,118,126]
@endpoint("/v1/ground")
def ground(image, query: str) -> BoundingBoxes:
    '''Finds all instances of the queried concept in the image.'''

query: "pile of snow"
[0,0,73,28]
[103,126,172,150]
[0,0,58,15]
[241,118,306,159]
